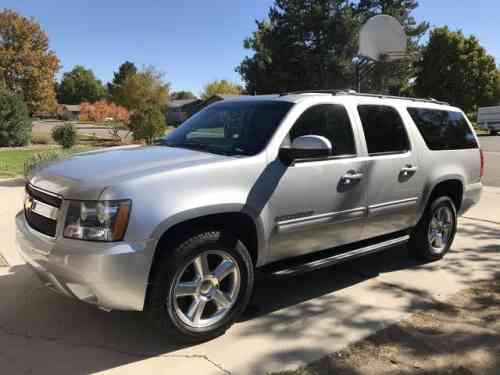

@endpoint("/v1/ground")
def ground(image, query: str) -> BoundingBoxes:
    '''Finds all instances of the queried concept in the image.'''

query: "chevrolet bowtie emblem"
[24,196,33,210]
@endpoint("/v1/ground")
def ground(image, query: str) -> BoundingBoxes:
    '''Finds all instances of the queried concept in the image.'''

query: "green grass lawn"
[0,146,95,178]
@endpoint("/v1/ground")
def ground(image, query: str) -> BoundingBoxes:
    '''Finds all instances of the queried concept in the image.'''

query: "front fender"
[149,203,267,264]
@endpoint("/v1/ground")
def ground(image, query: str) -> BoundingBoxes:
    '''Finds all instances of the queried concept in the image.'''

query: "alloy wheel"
[428,205,454,254]
[171,250,241,329]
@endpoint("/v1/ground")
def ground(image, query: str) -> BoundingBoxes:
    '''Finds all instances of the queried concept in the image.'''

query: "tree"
[57,65,107,104]
[201,79,242,100]
[112,66,170,111]
[129,105,166,144]
[0,87,31,146]
[171,91,197,100]
[237,0,427,95]
[108,61,137,104]
[414,27,500,113]
[237,0,359,94]
[80,101,130,140]
[0,9,60,113]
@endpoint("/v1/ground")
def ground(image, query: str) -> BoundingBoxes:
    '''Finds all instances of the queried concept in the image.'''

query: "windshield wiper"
[162,141,236,156]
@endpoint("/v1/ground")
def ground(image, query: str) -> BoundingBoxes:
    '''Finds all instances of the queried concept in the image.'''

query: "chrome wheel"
[171,250,241,329]
[428,205,453,254]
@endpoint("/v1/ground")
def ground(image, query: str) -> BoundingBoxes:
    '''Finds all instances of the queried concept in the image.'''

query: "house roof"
[60,104,81,112]
[167,99,201,108]
[214,94,250,100]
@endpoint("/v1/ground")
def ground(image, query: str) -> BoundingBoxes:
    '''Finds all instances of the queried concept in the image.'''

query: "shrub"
[51,123,77,149]
[0,89,32,146]
[80,100,130,140]
[31,134,52,144]
[129,105,166,144]
[24,150,63,179]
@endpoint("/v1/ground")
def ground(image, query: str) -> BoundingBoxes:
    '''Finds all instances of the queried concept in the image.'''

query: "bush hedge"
[51,123,77,149]
[0,89,32,147]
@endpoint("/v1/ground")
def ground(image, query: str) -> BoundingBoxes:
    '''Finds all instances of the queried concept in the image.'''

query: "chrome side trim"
[272,235,409,277]
[368,197,418,215]
[276,207,366,233]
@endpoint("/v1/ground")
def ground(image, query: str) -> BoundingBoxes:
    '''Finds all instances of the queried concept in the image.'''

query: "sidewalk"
[464,186,500,224]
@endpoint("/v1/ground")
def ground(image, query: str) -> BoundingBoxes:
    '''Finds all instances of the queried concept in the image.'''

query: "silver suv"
[16,91,483,342]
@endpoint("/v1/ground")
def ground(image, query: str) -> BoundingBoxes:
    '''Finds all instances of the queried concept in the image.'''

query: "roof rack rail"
[278,89,449,105]
[278,89,355,96]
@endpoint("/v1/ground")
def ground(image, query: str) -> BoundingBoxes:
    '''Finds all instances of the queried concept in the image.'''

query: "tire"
[490,130,498,136]
[147,230,254,343]
[409,196,457,261]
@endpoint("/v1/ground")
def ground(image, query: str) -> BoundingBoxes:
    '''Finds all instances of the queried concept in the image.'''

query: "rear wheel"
[147,231,254,342]
[409,196,457,261]
[490,129,498,136]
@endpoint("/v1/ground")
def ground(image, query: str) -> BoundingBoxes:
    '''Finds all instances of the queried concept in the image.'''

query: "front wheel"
[147,231,254,342]
[409,196,457,261]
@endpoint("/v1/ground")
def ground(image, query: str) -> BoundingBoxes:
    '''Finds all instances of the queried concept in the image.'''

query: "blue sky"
[4,1,500,95]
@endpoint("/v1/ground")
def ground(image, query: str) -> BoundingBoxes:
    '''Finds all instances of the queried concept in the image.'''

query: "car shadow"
[0,245,420,374]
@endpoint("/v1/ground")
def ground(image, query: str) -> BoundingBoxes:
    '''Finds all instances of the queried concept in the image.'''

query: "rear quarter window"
[407,108,478,150]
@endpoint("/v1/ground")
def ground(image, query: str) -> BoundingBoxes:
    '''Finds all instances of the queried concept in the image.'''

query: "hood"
[30,145,228,198]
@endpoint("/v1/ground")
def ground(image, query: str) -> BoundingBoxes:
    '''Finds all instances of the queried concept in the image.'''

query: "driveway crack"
[0,324,231,374]
[462,216,500,225]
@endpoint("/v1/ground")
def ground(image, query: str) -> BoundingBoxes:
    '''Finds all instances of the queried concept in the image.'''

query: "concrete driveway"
[0,180,499,374]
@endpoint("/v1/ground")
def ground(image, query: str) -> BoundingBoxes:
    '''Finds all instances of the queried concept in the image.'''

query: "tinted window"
[407,108,478,150]
[358,105,410,155]
[290,104,356,156]
[163,100,293,156]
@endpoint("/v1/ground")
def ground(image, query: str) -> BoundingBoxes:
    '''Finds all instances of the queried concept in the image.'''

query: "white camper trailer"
[477,106,500,135]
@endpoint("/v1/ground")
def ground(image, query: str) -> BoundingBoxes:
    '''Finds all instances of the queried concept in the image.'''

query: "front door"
[267,103,368,263]
[355,104,425,240]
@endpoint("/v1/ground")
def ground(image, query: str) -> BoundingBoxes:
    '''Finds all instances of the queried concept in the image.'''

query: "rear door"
[356,104,425,240]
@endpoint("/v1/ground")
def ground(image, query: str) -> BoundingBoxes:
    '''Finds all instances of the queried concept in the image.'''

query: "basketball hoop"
[381,51,419,63]
[355,15,412,91]
[358,15,407,62]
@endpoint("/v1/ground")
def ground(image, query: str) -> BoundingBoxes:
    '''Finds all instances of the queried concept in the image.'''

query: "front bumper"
[15,211,154,311]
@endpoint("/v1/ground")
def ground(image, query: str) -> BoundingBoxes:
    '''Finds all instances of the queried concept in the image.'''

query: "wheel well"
[428,180,463,211]
[151,212,259,268]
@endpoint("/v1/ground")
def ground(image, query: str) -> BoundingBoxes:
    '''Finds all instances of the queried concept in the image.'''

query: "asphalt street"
[479,135,500,187]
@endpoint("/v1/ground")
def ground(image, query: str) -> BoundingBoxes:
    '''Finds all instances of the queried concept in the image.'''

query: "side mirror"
[279,135,333,165]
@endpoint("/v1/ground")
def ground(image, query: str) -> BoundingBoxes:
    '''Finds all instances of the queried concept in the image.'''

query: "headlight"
[63,200,131,242]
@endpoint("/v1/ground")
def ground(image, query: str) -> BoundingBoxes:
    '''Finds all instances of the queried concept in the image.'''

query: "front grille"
[26,184,62,207]
[25,184,61,237]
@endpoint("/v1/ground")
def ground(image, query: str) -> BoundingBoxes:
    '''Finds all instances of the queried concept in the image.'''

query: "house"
[165,99,203,126]
[165,95,251,126]
[203,94,250,106]
[58,104,81,121]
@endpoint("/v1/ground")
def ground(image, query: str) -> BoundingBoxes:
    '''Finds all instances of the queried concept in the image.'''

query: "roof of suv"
[220,91,459,111]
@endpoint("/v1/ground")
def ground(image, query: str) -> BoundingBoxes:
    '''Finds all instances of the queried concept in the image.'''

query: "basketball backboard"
[358,15,407,62]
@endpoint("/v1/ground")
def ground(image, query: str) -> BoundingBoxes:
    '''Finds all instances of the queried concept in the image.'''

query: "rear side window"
[357,105,410,155]
[290,104,356,156]
[407,108,478,150]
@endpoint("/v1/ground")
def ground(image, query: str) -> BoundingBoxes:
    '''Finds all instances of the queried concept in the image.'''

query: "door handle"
[342,171,364,184]
[401,165,419,175]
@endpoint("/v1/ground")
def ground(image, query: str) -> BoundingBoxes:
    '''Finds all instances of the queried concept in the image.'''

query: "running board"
[270,235,410,277]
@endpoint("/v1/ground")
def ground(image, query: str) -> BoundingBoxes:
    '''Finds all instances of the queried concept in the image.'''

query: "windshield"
[160,100,293,156]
